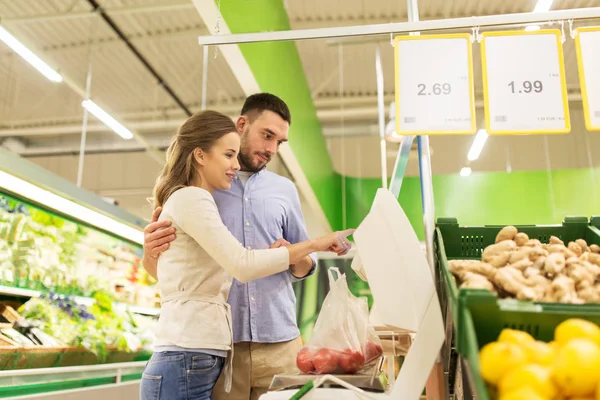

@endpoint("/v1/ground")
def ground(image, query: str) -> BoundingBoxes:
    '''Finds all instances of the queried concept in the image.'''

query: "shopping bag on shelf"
[296,268,383,375]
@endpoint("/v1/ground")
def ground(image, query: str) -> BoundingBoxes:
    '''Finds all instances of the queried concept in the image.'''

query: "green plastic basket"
[435,216,600,356]
[459,299,600,400]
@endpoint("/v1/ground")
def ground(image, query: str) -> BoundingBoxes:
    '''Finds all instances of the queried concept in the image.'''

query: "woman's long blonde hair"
[152,110,237,208]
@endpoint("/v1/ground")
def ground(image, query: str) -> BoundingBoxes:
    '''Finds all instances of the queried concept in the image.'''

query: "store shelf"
[0,361,145,398]
[0,285,160,316]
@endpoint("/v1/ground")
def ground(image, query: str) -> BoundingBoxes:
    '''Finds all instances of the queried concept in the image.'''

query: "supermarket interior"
[1,0,600,399]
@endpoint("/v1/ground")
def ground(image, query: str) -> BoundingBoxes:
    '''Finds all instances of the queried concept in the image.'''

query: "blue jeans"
[140,352,225,400]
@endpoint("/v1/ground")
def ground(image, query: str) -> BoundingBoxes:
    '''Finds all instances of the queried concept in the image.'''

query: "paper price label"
[481,30,571,135]
[575,27,600,131]
[394,34,476,135]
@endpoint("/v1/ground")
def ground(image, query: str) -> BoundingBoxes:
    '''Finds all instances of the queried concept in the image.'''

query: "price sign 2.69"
[481,30,571,135]
[394,33,476,135]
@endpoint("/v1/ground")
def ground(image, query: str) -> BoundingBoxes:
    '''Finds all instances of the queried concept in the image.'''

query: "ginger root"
[514,232,529,247]
[496,226,518,243]
[525,239,542,247]
[544,253,566,276]
[588,253,600,267]
[483,240,517,268]
[565,263,595,287]
[494,267,545,301]
[449,260,496,280]
[449,225,600,305]
[578,284,600,303]
[576,239,589,253]
[568,241,583,257]
[459,272,495,291]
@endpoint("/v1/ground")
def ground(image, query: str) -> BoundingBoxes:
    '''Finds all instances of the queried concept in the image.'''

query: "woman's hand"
[315,229,355,256]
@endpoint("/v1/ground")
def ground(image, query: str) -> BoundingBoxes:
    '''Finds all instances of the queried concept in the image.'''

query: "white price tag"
[575,27,600,131]
[481,30,570,135]
[394,34,476,135]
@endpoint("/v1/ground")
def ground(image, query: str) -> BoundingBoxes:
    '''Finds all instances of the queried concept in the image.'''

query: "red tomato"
[296,347,315,373]
[312,348,340,374]
[365,340,383,362]
[339,349,365,374]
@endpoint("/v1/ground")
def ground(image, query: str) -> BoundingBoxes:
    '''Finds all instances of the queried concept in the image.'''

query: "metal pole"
[76,20,96,188]
[375,45,388,190]
[339,44,347,229]
[405,1,445,399]
[201,45,209,110]
[197,7,600,45]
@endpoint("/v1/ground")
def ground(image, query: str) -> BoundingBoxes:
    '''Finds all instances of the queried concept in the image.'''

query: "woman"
[140,110,353,400]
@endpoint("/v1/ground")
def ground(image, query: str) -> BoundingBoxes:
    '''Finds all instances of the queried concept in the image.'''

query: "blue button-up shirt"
[213,169,317,343]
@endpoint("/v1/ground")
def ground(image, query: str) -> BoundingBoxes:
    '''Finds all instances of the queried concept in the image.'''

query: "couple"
[140,93,354,400]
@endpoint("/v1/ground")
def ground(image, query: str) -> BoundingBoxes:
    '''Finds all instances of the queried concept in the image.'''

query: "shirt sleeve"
[170,187,290,283]
[282,184,318,282]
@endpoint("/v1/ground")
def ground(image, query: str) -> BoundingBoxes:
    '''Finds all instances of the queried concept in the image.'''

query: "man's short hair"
[241,93,291,125]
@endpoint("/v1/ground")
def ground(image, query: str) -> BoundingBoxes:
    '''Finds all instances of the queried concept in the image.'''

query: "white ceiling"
[1,0,599,223]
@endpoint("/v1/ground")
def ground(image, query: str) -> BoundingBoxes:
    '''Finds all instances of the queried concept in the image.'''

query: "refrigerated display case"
[0,147,157,397]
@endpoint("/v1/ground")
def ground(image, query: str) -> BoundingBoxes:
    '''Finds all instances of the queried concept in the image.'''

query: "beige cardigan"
[154,186,290,391]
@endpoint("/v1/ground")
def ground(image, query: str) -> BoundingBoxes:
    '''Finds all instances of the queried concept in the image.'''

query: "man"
[143,93,332,400]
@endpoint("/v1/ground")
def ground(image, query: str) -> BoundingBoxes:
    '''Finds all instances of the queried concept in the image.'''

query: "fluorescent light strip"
[82,100,134,140]
[0,26,62,83]
[467,129,489,161]
[0,170,143,245]
[460,167,472,177]
[533,0,554,13]
[525,0,553,31]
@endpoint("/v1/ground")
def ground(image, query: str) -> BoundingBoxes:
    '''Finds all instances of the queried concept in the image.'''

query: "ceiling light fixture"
[525,0,553,31]
[0,26,62,83]
[82,100,134,140]
[467,129,489,161]
[533,0,554,13]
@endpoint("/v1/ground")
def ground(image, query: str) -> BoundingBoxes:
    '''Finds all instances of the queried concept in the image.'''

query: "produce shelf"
[0,285,160,316]
[0,360,145,398]
[435,216,600,356]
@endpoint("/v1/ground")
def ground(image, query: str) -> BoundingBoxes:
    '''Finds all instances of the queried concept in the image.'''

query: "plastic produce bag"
[296,268,383,375]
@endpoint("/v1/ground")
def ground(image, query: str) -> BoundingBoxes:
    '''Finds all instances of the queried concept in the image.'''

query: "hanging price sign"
[481,30,570,135]
[575,27,600,131]
[394,34,476,135]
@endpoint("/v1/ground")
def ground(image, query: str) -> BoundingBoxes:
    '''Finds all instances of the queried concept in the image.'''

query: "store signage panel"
[481,30,571,135]
[394,34,476,135]
[575,27,600,131]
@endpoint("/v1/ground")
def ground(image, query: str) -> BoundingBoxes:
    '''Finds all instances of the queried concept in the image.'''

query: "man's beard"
[239,150,270,173]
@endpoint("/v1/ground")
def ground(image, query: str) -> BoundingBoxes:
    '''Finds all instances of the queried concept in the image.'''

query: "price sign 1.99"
[394,33,476,135]
[481,30,571,135]
[575,27,600,131]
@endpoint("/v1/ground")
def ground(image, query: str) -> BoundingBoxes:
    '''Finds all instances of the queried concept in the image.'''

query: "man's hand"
[270,238,313,279]
[141,207,176,280]
[144,207,176,259]
[269,238,291,249]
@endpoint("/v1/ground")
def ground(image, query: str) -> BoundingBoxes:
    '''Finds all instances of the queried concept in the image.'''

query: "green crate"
[460,299,600,400]
[435,216,600,356]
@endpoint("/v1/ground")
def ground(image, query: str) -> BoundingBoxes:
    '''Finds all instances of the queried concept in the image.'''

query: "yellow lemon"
[498,386,549,400]
[570,397,595,400]
[523,341,555,366]
[480,341,528,385]
[498,364,556,398]
[555,318,600,346]
[553,338,600,397]
[498,328,536,346]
